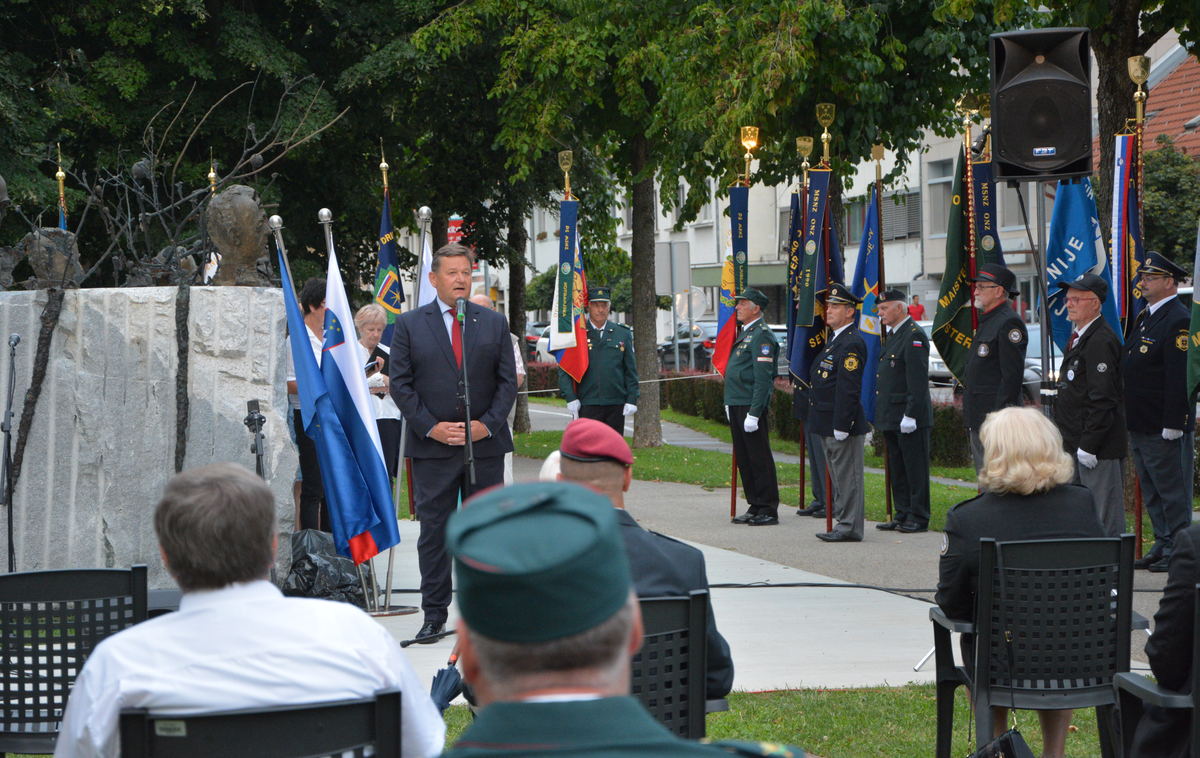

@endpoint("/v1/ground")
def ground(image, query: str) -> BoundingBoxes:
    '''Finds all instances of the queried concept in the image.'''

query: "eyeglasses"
[975,283,1002,291]
[1141,274,1171,282]
[1064,296,1098,305]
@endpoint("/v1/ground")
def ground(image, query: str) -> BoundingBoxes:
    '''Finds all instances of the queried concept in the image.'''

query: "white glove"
[567,400,580,419]
[834,430,849,441]
[1077,448,1098,469]
[1163,428,1184,441]
[743,415,759,433]
[724,405,730,421]
[900,416,917,434]
[622,403,637,416]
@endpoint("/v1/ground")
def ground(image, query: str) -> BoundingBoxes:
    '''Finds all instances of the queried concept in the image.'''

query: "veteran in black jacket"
[874,290,934,533]
[809,283,869,542]
[1052,273,1127,537]
[1123,251,1195,573]
[961,263,1027,473]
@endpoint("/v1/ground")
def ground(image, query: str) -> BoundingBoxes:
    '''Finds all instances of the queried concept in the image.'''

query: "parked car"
[936,320,1043,405]
[524,321,549,363]
[768,324,790,376]
[535,326,554,363]
[657,322,718,371]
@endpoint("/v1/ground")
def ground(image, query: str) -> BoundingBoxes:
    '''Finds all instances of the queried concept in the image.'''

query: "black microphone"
[7,335,17,348]
[455,297,467,322]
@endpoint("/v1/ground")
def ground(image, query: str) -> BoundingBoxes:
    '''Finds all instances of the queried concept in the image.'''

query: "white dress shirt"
[54,581,444,758]
[285,324,324,410]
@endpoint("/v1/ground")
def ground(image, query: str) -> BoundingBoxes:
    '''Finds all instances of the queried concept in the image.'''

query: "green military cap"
[447,482,632,643]
[587,287,612,302]
[826,282,861,305]
[734,287,769,309]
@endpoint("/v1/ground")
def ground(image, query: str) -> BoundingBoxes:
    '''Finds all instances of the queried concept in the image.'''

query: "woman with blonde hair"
[937,406,1104,758]
[354,303,401,479]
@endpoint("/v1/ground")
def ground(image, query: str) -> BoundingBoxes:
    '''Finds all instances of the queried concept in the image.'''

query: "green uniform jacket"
[559,320,640,406]
[442,696,733,757]
[874,318,934,432]
[722,320,779,418]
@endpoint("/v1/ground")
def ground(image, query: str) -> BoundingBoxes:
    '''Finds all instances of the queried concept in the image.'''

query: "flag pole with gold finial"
[56,144,67,231]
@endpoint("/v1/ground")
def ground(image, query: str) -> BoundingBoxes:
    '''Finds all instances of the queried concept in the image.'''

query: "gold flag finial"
[1129,55,1150,124]
[208,149,217,192]
[558,150,573,199]
[380,141,389,191]
[816,103,835,163]
[797,137,813,190]
[55,143,65,185]
[740,126,759,186]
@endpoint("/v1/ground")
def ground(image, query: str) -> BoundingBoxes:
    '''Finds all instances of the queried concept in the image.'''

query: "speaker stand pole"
[2,337,18,573]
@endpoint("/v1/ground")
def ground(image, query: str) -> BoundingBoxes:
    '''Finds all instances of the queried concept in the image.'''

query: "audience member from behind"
[557,417,734,699]
[443,482,744,758]
[937,407,1103,758]
[54,464,444,758]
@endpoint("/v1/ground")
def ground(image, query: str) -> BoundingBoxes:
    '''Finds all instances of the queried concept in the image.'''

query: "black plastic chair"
[0,565,148,756]
[931,536,1133,758]
[119,689,402,758]
[632,591,708,739]
[1113,583,1200,758]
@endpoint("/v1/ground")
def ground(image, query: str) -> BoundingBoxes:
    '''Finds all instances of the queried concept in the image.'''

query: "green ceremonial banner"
[1187,216,1200,401]
[931,147,974,384]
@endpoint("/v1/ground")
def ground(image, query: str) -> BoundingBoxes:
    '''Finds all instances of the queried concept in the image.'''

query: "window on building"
[881,192,921,241]
[674,182,687,225]
[622,193,632,231]
[778,209,792,257]
[927,159,954,236]
[846,200,865,245]
[698,179,714,223]
[1002,182,1029,228]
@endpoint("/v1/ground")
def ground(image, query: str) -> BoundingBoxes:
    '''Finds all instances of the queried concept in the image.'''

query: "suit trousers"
[882,428,931,527]
[1129,430,1194,557]
[969,428,984,475]
[1073,458,1125,537]
[821,434,864,539]
[729,406,779,516]
[805,423,827,506]
[411,453,505,625]
[580,404,625,436]
[293,408,330,532]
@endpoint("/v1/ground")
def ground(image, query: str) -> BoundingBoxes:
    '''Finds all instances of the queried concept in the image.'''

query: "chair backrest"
[974,536,1133,711]
[119,689,402,758]
[0,565,148,748]
[631,591,708,739]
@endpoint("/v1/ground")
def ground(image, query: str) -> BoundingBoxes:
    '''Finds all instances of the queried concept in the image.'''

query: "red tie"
[448,309,463,367]
[1068,331,1079,350]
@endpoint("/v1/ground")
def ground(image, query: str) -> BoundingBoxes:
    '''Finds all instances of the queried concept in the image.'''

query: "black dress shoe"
[816,531,861,543]
[898,522,928,533]
[415,621,445,643]
[1134,552,1163,570]
[747,514,779,526]
[809,509,827,519]
[1147,557,1171,573]
[875,520,902,531]
[796,503,822,516]
[731,512,755,524]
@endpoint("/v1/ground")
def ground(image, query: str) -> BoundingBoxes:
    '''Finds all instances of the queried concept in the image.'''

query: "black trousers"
[882,428,931,527]
[729,405,779,517]
[580,404,625,435]
[377,418,401,480]
[293,408,330,532]
[410,454,505,626]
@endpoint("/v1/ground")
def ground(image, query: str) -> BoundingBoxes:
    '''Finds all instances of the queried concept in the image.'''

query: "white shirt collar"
[831,322,851,339]
[740,316,762,330]
[589,318,608,330]
[436,297,456,314]
[1071,315,1100,339]
[1148,294,1177,315]
[177,580,282,613]
[889,316,911,330]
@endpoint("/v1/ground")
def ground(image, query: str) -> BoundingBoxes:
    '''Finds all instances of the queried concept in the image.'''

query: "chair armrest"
[1114,672,1194,709]
[930,607,975,634]
[706,699,730,714]
[1131,610,1149,631]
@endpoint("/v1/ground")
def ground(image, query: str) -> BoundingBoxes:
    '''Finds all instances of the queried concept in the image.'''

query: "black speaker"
[990,28,1092,181]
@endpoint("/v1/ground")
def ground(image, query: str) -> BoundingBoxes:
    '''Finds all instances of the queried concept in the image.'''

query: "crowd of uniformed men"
[563,253,1194,570]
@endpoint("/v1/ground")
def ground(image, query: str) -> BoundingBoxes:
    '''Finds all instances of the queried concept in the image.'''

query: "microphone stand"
[457,301,476,489]
[2,335,18,573]
[243,399,267,479]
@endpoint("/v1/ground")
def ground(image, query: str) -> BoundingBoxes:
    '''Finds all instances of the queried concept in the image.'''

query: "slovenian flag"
[280,243,400,564]
[549,199,589,383]
[712,186,750,376]
[1112,134,1146,336]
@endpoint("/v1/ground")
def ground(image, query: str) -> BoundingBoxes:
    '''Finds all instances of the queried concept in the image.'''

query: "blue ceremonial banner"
[280,243,399,565]
[851,186,881,422]
[713,187,750,375]
[373,187,405,346]
[789,177,843,389]
[795,170,832,328]
[1045,178,1122,351]
[550,199,589,382]
[972,162,1005,267]
[785,189,804,362]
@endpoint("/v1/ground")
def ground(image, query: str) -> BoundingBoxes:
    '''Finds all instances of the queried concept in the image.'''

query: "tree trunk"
[433,214,449,251]
[507,207,531,435]
[630,133,663,448]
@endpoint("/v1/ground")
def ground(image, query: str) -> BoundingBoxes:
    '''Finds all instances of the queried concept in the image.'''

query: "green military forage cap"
[447,482,632,643]
[587,287,612,302]
[734,287,769,309]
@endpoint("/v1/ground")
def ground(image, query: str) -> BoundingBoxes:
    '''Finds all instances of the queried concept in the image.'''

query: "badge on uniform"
[889,359,895,367]
[978,343,990,357]
[1177,334,1189,351]
[1067,370,1074,381]
[845,355,859,371]
[1008,329,1023,343]
[1097,363,1107,373]
[619,343,624,351]
[1140,345,1148,353]
[761,344,770,355]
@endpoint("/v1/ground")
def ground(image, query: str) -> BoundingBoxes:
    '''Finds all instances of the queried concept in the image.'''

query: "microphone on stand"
[454,297,476,487]
[7,335,18,348]
[455,297,467,322]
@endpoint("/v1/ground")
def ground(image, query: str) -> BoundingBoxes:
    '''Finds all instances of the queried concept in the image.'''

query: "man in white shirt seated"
[54,463,445,758]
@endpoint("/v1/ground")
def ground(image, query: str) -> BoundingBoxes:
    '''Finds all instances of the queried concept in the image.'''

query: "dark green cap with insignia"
[734,287,769,308]
[447,482,632,643]
[587,287,612,302]
[826,282,861,305]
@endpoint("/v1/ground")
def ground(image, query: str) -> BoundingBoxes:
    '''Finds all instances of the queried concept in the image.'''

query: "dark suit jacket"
[1054,317,1126,459]
[961,300,1027,429]
[617,510,734,699]
[808,323,869,437]
[936,484,1103,621]
[874,318,933,432]
[389,299,517,459]
[1132,522,1200,758]
[1124,296,1195,434]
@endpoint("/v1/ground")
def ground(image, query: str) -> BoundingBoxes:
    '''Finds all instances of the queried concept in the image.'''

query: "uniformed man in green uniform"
[444,482,783,758]
[560,287,639,435]
[725,288,781,527]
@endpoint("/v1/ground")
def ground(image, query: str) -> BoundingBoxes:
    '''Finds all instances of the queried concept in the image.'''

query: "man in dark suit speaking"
[390,243,517,642]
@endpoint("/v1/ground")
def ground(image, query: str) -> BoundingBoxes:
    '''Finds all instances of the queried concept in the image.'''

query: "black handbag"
[965,544,1035,758]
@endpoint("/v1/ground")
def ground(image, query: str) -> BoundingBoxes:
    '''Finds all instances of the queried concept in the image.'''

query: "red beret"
[560,418,633,466]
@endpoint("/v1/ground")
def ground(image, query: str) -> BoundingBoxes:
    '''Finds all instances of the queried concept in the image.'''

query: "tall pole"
[873,144,892,523]
[817,103,836,535]
[958,100,980,332]
[1129,54,1151,559]
[796,137,813,508]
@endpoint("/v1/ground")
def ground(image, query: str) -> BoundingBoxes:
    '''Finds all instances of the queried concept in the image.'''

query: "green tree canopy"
[1142,134,1200,264]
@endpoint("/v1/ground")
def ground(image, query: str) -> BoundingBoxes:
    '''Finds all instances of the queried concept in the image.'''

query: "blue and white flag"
[416,226,437,308]
[850,186,882,422]
[1045,178,1122,351]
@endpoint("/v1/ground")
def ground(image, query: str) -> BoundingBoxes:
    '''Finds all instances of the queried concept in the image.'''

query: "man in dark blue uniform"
[808,283,869,543]
[1124,251,1195,573]
[961,263,1027,473]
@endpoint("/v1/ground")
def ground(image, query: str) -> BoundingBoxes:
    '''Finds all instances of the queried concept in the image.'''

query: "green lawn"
[444,685,1105,757]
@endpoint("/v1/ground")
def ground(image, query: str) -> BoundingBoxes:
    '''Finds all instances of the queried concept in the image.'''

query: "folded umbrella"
[430,650,463,714]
